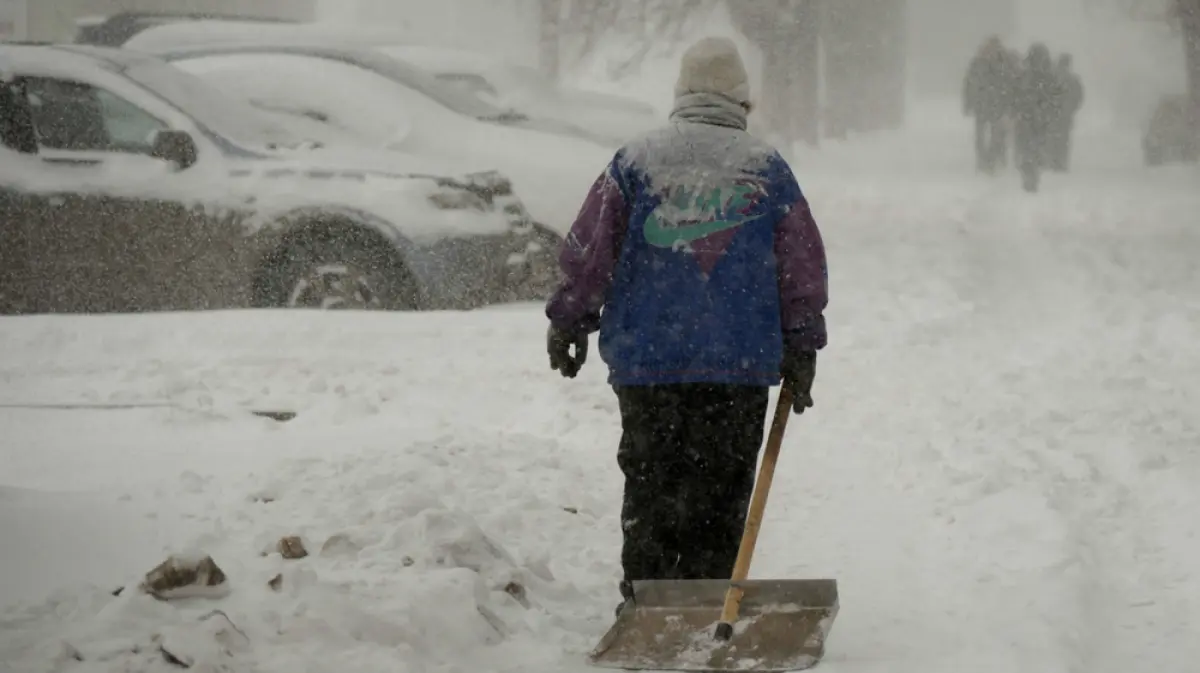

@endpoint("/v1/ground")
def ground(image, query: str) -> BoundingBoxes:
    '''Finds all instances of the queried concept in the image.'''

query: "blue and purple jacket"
[545,98,828,387]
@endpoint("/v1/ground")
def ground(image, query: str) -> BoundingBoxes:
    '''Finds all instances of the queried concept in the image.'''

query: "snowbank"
[0,462,578,672]
[0,310,616,673]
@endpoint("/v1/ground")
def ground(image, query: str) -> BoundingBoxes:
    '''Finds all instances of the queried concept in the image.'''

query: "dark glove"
[547,325,588,379]
[781,348,817,414]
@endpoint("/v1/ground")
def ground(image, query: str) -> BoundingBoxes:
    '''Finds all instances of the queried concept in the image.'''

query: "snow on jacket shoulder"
[545,103,828,387]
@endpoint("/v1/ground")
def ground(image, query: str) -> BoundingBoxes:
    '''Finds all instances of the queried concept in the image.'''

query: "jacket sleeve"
[544,159,630,336]
[774,169,828,352]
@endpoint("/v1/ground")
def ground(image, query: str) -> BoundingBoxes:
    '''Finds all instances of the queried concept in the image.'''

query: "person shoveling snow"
[544,37,836,671]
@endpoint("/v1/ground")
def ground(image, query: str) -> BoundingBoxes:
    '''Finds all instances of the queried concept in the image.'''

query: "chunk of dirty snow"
[274,536,309,560]
[140,555,229,601]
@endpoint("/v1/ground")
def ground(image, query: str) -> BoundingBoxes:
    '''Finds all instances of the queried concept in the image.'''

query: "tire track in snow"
[775,179,1200,672]
[925,187,1200,672]
[753,181,1074,670]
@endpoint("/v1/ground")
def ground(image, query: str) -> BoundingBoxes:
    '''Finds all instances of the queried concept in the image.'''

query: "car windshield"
[122,58,313,151]
[435,72,499,99]
[352,48,527,122]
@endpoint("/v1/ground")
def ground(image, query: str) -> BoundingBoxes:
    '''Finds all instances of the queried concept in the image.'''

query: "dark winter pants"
[1017,121,1050,192]
[974,115,1008,173]
[613,384,768,600]
[1047,117,1074,172]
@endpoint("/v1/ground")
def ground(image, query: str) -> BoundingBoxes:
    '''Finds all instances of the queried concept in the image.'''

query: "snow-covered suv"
[1143,93,1198,167]
[0,44,560,315]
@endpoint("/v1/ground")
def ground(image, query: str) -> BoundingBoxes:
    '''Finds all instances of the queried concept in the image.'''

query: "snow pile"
[0,438,591,673]
[0,309,620,673]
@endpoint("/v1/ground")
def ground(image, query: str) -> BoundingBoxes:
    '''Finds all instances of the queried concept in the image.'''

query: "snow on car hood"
[0,148,515,246]
[233,145,491,182]
[247,100,610,236]
[131,46,612,235]
[378,117,613,236]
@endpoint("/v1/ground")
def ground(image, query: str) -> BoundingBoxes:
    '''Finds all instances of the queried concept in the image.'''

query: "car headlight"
[427,189,489,211]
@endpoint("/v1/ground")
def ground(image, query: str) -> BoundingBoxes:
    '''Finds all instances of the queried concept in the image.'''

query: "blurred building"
[7,0,314,43]
[1182,0,1200,133]
[730,0,908,144]
[907,0,1018,97]
[822,0,908,136]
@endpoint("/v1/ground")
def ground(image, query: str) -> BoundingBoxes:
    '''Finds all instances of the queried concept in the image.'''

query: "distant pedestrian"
[1048,53,1084,172]
[963,36,1019,173]
[1014,43,1064,192]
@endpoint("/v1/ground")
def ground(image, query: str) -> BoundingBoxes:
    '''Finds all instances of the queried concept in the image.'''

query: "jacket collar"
[669,92,748,131]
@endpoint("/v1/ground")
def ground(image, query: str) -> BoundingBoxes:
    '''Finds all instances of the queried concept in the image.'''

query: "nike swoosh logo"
[644,213,754,248]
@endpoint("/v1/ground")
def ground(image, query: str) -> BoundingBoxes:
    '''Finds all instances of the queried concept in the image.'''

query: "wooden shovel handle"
[717,386,793,630]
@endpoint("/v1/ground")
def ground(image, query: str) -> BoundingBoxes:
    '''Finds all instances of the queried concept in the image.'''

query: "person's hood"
[674,37,751,106]
[1026,43,1053,71]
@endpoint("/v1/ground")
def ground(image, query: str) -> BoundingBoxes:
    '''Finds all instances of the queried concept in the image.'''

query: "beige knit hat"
[674,36,751,106]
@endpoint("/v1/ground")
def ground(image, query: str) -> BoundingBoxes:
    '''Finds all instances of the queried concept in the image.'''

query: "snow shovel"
[587,387,839,672]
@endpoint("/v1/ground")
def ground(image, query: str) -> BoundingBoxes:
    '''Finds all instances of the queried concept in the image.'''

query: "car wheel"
[287,260,380,309]
[259,236,420,311]
[505,222,563,300]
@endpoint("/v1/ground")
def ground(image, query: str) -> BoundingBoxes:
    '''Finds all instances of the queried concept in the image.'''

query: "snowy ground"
[2,129,1199,671]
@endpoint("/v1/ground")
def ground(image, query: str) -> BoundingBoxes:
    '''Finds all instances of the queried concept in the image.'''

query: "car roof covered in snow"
[153,43,512,120]
[154,42,440,85]
[75,13,298,48]
[378,45,499,73]
[123,19,413,55]
[0,43,171,78]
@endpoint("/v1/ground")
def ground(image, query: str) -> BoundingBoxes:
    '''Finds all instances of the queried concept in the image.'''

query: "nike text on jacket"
[545,98,828,387]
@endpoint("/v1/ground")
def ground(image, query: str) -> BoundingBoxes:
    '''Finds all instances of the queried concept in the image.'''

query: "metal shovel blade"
[587,579,839,672]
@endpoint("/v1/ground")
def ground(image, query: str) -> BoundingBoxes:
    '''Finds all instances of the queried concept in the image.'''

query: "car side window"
[1,78,38,154]
[95,88,167,149]
[23,77,167,153]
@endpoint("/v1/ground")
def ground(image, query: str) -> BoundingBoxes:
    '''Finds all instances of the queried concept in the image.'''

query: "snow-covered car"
[73,12,298,47]
[136,44,614,233]
[0,45,559,315]
[379,45,661,146]
[1142,93,1198,167]
[124,22,614,148]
